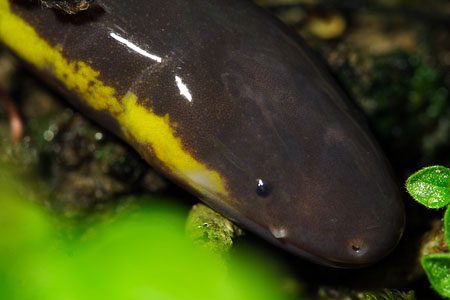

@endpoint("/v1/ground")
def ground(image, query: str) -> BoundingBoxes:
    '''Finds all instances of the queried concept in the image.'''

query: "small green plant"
[406,165,450,298]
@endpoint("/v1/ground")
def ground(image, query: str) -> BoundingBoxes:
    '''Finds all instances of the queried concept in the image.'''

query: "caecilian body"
[0,0,405,267]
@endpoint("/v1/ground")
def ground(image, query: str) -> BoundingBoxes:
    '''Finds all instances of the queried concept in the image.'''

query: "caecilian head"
[160,36,406,267]
[116,16,407,267]
[191,42,406,267]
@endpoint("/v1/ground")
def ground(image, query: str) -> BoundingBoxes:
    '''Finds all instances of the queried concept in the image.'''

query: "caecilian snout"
[260,163,405,268]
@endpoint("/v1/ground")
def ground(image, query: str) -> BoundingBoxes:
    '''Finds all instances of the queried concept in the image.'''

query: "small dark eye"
[256,179,271,197]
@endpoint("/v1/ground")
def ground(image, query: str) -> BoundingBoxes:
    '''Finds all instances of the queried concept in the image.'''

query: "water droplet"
[94,132,103,141]
[43,130,54,142]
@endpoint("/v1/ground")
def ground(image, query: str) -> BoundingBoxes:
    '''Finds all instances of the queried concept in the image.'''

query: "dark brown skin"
[3,0,405,267]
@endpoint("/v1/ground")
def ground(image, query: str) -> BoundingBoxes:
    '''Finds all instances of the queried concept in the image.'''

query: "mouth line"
[198,195,392,268]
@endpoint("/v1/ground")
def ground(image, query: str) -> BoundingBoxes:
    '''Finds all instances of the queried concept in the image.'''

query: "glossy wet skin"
[0,0,405,267]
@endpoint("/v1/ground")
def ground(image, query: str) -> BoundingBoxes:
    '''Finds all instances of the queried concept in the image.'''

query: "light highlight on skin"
[109,32,163,63]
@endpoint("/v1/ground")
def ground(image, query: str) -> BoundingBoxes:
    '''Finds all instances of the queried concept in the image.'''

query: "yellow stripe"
[0,0,228,197]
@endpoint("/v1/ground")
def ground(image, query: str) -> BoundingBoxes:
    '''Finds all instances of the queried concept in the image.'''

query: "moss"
[329,48,449,169]
[317,287,415,300]
[186,204,242,255]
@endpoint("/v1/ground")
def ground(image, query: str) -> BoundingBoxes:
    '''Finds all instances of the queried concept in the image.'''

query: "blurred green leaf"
[421,253,450,298]
[0,167,289,300]
[406,165,450,208]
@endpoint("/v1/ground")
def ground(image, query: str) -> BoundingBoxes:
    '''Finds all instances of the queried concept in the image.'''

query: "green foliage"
[0,168,288,300]
[406,165,450,298]
[336,50,449,168]
[405,165,450,208]
[445,206,450,247]
[421,254,450,298]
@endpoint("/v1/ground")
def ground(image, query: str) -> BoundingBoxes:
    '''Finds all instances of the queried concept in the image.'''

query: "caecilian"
[0,0,405,267]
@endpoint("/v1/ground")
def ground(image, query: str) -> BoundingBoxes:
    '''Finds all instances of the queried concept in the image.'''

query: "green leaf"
[405,165,450,208]
[445,206,450,247]
[421,253,450,298]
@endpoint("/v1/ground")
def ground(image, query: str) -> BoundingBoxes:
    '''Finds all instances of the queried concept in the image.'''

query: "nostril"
[348,238,368,257]
[351,244,360,252]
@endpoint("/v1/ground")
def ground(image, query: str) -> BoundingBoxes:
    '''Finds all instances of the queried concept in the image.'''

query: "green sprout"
[421,254,450,297]
[406,165,450,298]
[406,166,450,209]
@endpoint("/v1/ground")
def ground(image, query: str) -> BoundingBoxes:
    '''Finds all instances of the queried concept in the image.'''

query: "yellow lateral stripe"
[0,0,122,114]
[119,93,228,197]
[0,0,228,197]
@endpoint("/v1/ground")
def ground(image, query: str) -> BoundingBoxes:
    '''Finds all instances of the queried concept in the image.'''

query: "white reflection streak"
[110,32,162,63]
[175,76,193,102]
